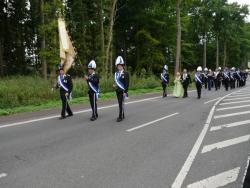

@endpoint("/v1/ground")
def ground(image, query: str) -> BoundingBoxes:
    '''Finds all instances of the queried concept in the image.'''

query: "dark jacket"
[161,72,169,84]
[194,73,204,86]
[87,73,99,94]
[57,74,73,93]
[181,73,191,86]
[115,71,129,93]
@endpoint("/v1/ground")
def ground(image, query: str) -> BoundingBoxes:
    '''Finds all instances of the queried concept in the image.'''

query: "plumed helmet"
[115,56,125,66]
[218,67,222,70]
[204,67,208,71]
[58,64,64,71]
[88,60,96,69]
[197,66,202,72]
[164,65,168,70]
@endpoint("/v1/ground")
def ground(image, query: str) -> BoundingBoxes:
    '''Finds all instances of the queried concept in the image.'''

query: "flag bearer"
[56,65,73,119]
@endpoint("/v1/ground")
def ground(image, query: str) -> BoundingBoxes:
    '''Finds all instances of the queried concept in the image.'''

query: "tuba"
[58,18,76,73]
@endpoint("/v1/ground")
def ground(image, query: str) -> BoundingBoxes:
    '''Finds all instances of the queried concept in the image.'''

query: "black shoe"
[67,114,73,117]
[90,116,96,121]
[96,113,98,118]
[59,116,66,120]
[117,117,123,122]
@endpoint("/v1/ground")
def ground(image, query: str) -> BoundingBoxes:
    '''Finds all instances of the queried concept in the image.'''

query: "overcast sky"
[228,0,250,21]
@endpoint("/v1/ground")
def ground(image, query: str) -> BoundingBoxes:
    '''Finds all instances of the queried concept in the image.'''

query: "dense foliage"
[0,0,250,77]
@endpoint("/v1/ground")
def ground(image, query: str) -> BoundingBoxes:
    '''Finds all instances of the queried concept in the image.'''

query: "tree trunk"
[99,0,105,70]
[203,35,207,69]
[0,40,4,77]
[216,35,219,68]
[41,0,47,79]
[223,41,227,68]
[175,0,181,74]
[110,43,113,74]
[105,0,117,75]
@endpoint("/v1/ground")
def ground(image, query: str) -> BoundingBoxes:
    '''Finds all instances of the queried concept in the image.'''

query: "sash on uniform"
[230,73,235,80]
[161,73,168,83]
[183,73,187,81]
[195,74,202,84]
[89,82,100,99]
[203,73,208,79]
[115,72,125,91]
[237,72,242,80]
[58,75,69,92]
[224,72,229,79]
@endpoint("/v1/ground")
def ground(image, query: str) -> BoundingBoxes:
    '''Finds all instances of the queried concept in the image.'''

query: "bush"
[0,74,161,108]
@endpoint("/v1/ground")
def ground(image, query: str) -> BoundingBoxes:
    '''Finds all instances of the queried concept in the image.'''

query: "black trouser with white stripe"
[89,91,98,118]
[162,82,167,97]
[60,90,72,117]
[196,83,202,98]
[224,79,229,91]
[116,90,125,118]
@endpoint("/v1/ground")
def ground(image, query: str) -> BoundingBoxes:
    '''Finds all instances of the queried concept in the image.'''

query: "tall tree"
[175,0,182,74]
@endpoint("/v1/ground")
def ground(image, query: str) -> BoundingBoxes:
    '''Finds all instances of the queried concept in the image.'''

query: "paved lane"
[0,86,249,188]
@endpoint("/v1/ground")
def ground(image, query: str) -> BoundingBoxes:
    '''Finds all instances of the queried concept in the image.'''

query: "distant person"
[113,56,129,122]
[236,68,242,88]
[84,60,100,121]
[203,67,208,89]
[207,69,214,91]
[55,65,73,119]
[161,65,169,98]
[214,67,223,91]
[181,69,192,98]
[230,67,236,89]
[223,67,230,91]
[194,66,204,99]
[173,72,184,98]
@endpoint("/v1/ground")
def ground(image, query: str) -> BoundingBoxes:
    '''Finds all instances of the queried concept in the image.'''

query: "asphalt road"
[0,85,249,188]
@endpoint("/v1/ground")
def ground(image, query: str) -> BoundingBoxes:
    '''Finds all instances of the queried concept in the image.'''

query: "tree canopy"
[0,0,249,77]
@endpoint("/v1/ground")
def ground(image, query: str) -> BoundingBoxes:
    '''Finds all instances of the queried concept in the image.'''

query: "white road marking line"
[187,167,240,188]
[204,97,222,104]
[219,99,250,106]
[210,120,250,131]
[216,104,250,111]
[126,112,179,132]
[0,96,161,129]
[201,134,250,153]
[223,96,250,101]
[171,91,234,188]
[214,110,250,119]
[0,173,7,179]
[0,90,197,129]
[227,94,250,98]
[234,91,250,94]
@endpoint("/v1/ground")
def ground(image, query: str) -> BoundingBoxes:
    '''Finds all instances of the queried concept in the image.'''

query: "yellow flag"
[58,18,76,73]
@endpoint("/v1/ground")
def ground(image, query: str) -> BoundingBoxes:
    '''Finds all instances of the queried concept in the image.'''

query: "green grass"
[0,87,164,116]
[0,74,196,116]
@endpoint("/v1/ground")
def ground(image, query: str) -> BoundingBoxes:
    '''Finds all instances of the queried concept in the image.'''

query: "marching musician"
[84,60,100,121]
[194,66,204,99]
[161,65,169,98]
[114,56,130,122]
